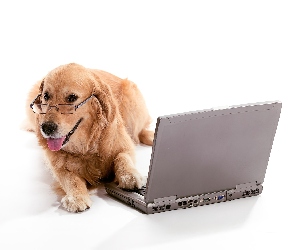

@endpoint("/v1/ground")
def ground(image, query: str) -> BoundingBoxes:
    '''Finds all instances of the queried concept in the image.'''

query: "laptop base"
[105,181,263,214]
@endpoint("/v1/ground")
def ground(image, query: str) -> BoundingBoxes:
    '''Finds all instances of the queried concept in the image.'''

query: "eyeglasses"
[30,94,95,114]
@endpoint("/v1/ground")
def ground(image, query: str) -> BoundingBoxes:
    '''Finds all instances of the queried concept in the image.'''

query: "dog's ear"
[91,74,117,123]
[39,78,45,93]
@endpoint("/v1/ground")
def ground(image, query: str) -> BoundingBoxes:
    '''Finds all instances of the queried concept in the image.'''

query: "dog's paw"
[117,170,145,190]
[61,194,92,213]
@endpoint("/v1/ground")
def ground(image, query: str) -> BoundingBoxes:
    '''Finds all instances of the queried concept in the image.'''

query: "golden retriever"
[25,63,154,212]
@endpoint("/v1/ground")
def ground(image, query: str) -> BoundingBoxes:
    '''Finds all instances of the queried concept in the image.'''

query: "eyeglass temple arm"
[30,94,41,109]
[75,94,95,110]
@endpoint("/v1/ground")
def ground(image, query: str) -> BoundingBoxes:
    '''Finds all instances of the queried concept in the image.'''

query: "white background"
[0,1,294,249]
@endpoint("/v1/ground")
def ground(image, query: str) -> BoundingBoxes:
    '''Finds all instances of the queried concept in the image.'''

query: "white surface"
[0,1,294,249]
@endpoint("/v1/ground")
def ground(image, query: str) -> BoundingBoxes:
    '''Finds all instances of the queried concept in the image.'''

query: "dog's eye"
[67,94,78,103]
[44,92,50,101]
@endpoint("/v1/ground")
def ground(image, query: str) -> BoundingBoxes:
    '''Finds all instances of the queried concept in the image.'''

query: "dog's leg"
[139,128,154,146]
[114,152,145,190]
[55,169,92,212]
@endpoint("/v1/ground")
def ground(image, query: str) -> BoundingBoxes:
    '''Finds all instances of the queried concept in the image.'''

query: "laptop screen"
[144,102,281,203]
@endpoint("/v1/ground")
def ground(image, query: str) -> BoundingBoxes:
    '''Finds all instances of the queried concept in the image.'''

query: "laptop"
[105,101,282,214]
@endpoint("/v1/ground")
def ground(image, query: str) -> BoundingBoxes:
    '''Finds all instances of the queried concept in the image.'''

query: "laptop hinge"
[154,195,177,205]
[235,181,259,190]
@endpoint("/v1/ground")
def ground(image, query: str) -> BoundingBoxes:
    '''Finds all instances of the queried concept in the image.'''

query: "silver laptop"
[105,101,282,214]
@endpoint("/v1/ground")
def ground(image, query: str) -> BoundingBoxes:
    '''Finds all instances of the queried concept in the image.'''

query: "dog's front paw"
[61,194,92,213]
[117,170,145,190]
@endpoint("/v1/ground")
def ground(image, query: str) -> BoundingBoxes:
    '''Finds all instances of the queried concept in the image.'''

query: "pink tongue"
[47,137,66,151]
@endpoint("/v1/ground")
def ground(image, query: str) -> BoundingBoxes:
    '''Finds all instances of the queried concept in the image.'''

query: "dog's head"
[33,63,116,153]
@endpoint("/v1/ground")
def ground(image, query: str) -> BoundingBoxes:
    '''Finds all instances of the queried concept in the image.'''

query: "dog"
[25,63,154,212]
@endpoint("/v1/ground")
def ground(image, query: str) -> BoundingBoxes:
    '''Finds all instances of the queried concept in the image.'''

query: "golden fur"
[25,63,154,212]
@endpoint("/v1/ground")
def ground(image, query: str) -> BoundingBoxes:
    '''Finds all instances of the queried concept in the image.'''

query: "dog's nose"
[41,121,58,136]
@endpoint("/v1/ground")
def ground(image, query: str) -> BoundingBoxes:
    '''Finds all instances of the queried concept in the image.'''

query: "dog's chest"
[77,155,114,184]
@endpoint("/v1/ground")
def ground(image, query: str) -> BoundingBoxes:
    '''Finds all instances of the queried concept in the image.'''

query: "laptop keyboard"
[135,186,146,196]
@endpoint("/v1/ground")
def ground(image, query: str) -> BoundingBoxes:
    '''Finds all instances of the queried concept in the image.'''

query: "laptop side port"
[152,206,158,212]
[152,205,169,212]
[215,195,225,201]
[199,191,227,206]
[176,196,199,209]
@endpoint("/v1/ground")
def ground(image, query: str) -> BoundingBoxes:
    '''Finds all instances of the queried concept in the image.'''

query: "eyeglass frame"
[30,94,95,114]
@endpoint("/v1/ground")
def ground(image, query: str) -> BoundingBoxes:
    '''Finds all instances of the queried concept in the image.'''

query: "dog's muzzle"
[41,118,83,151]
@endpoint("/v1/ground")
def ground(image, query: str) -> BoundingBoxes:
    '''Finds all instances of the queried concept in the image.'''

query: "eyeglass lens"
[33,104,75,114]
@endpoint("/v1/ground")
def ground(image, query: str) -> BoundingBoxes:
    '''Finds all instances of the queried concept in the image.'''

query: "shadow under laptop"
[96,195,259,249]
